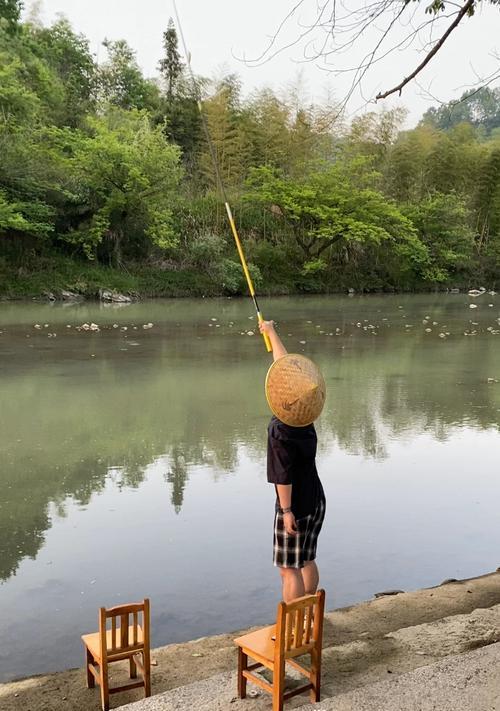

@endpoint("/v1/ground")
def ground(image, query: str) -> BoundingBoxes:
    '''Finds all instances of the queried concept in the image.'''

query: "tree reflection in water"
[0,295,498,582]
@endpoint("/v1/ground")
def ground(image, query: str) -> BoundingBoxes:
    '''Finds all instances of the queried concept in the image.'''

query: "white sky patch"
[26,0,500,127]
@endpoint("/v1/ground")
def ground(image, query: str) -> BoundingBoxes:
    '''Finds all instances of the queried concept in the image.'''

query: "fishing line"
[172,0,272,352]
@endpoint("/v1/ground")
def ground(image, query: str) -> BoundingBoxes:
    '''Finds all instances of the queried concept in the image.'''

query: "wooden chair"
[234,589,325,711]
[82,599,151,711]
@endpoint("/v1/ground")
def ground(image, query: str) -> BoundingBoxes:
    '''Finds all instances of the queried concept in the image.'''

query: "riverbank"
[2,570,500,711]
[0,255,221,300]
[1,254,488,301]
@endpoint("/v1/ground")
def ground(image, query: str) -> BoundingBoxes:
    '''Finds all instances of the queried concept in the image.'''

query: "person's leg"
[279,567,305,602]
[301,498,325,595]
[301,559,319,594]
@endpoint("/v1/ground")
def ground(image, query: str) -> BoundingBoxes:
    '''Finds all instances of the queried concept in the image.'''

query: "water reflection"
[0,296,499,584]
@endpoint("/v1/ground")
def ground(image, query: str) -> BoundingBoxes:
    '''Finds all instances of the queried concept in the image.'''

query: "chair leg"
[310,648,321,703]
[99,660,109,711]
[129,654,137,679]
[143,648,151,698]
[273,660,285,711]
[237,648,247,699]
[85,647,95,689]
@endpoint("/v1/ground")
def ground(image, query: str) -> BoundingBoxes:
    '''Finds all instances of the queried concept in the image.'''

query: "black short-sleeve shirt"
[267,416,324,519]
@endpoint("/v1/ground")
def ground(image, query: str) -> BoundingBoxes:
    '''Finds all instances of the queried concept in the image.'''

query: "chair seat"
[234,625,276,662]
[82,626,144,661]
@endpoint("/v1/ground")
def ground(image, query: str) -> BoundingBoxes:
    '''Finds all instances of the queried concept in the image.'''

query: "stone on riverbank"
[99,288,132,303]
[61,290,82,302]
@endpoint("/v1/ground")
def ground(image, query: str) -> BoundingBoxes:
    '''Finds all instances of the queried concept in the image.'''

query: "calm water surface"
[0,294,499,681]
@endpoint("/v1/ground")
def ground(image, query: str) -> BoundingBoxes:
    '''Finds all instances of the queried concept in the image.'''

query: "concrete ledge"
[123,642,500,711]
[295,641,500,711]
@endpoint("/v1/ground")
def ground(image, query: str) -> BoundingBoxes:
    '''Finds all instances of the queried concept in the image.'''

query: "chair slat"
[108,680,145,695]
[105,603,145,616]
[120,613,128,648]
[106,643,145,662]
[133,612,138,644]
[294,608,304,648]
[111,616,117,651]
[286,610,294,651]
[283,683,313,701]
[304,605,312,644]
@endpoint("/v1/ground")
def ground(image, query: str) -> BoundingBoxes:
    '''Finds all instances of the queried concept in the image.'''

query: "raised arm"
[258,320,287,361]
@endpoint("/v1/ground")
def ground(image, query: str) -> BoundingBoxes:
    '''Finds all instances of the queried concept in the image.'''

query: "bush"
[187,233,225,272]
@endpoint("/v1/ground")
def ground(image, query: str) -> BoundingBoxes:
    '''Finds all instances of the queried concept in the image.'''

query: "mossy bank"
[1,254,491,302]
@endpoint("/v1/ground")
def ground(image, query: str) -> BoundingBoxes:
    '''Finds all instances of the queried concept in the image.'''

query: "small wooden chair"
[82,599,151,711]
[234,589,325,711]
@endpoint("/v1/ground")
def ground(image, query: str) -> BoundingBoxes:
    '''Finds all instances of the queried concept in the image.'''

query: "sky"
[25,0,500,128]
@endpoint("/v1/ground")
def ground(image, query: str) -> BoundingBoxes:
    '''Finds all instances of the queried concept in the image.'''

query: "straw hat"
[265,354,326,427]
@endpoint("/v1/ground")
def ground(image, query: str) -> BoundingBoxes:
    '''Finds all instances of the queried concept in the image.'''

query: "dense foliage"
[1,5,499,296]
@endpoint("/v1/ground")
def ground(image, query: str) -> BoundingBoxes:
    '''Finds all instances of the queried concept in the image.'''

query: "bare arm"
[259,320,287,361]
[276,483,292,509]
[276,486,297,535]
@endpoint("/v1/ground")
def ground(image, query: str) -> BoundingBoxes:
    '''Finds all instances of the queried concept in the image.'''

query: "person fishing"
[174,3,326,602]
[259,319,326,603]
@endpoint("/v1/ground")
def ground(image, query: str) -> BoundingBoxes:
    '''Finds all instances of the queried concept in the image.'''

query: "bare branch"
[240,0,499,114]
[375,0,476,100]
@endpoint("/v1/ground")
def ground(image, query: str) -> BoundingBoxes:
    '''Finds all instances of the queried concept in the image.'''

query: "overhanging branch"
[376,0,475,100]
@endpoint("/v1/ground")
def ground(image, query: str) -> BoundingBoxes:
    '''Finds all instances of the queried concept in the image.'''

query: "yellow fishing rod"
[173,1,272,353]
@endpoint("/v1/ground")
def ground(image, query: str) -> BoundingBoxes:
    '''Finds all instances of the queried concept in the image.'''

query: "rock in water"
[99,288,132,303]
[61,290,81,301]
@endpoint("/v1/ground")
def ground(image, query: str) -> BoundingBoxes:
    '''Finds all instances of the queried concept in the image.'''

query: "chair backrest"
[274,589,325,660]
[99,598,150,661]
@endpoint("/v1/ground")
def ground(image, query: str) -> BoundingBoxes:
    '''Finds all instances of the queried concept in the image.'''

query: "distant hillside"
[420,87,500,136]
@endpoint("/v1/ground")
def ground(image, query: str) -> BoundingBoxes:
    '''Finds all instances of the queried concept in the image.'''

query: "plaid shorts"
[273,497,326,569]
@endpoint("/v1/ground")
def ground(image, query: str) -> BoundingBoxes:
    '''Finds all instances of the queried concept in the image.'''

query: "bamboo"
[173,1,272,352]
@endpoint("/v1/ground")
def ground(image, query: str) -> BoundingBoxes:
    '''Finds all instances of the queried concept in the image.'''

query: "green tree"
[198,75,243,191]
[157,21,201,162]
[0,190,53,238]
[0,51,42,120]
[248,89,290,169]
[421,87,500,135]
[403,193,474,282]
[0,23,66,123]
[64,110,182,263]
[0,0,22,33]
[474,145,500,252]
[159,18,182,100]
[34,18,97,126]
[384,126,438,202]
[245,162,419,270]
[98,39,160,112]
[347,108,409,176]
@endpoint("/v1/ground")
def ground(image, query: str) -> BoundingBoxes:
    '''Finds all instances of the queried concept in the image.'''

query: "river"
[0,294,499,681]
